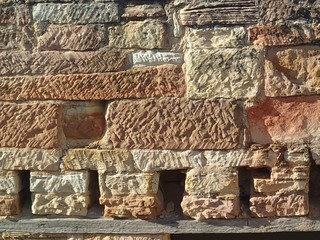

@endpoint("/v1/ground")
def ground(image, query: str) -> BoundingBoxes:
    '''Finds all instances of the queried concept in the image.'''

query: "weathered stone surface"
[108,20,167,49]
[122,4,165,18]
[0,5,30,25]
[265,47,320,97]
[185,167,239,197]
[185,47,263,99]
[32,193,89,216]
[180,0,258,26]
[310,142,320,165]
[181,196,240,220]
[132,51,183,66]
[186,27,247,49]
[250,193,309,217]
[99,173,159,198]
[32,3,119,24]
[259,0,320,23]
[0,50,127,77]
[271,166,310,181]
[0,103,63,149]
[0,26,34,50]
[0,148,61,171]
[0,232,82,240]
[0,195,21,216]
[36,24,106,51]
[131,149,205,172]
[313,24,320,41]
[247,97,320,144]
[104,98,243,150]
[249,23,313,46]
[102,196,161,219]
[0,65,184,100]
[84,235,170,240]
[30,171,89,194]
[253,179,308,194]
[0,171,22,195]
[62,149,134,172]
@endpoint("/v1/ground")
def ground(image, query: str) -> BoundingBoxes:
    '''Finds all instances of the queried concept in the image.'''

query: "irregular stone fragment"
[62,149,135,172]
[313,24,320,41]
[271,166,310,181]
[0,65,184,100]
[180,0,258,26]
[247,97,320,144]
[32,193,89,216]
[132,51,183,66]
[0,195,21,216]
[186,27,247,49]
[253,179,308,194]
[0,50,127,77]
[102,196,161,219]
[37,24,106,51]
[0,26,34,50]
[122,4,165,18]
[0,103,63,149]
[0,5,30,25]
[185,47,263,99]
[30,171,89,194]
[84,235,170,240]
[132,149,205,172]
[181,196,240,220]
[250,193,309,217]
[0,148,61,171]
[99,172,159,198]
[0,171,22,195]
[265,46,320,97]
[104,98,243,150]
[309,142,320,165]
[32,3,119,24]
[108,20,167,49]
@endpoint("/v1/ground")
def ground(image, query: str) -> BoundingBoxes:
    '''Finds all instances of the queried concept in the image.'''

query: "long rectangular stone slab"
[0,65,185,100]
[253,179,308,194]
[0,194,21,216]
[0,5,30,25]
[0,171,22,195]
[104,98,244,150]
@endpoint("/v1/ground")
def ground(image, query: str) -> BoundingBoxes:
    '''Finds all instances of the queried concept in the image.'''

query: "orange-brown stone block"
[0,195,21,216]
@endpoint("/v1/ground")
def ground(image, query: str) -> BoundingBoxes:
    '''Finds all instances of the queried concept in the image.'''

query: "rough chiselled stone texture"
[247,97,320,144]
[104,99,243,150]
[85,235,170,240]
[0,65,185,100]
[185,47,262,99]
[253,179,308,194]
[122,4,165,18]
[0,50,127,77]
[0,5,30,25]
[0,171,22,195]
[0,103,63,149]
[185,167,239,197]
[181,196,240,220]
[180,0,258,26]
[0,148,61,171]
[30,171,89,194]
[99,172,159,198]
[108,20,167,49]
[37,24,106,51]
[250,193,309,217]
[32,3,120,24]
[102,196,161,219]
[62,149,134,172]
[313,24,320,41]
[132,51,183,66]
[0,195,21,216]
[32,193,89,216]
[265,46,320,97]
[186,27,247,49]
[0,26,34,50]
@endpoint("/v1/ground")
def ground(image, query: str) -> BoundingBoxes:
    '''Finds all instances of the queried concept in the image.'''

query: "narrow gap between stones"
[20,170,31,215]
[87,170,104,218]
[238,167,252,218]
[250,167,271,179]
[309,154,320,217]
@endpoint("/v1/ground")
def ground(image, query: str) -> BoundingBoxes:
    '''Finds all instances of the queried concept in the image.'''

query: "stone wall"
[0,0,320,238]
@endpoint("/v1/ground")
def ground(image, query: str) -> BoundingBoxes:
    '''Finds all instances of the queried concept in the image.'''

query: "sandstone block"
[62,149,134,172]
[265,46,320,97]
[181,196,240,220]
[104,98,243,150]
[102,196,161,219]
[32,3,119,24]
[99,172,159,198]
[132,51,183,66]
[84,235,170,240]
[185,167,239,197]
[250,193,309,217]
[0,148,61,171]
[32,193,89,216]
[108,20,167,49]
[0,171,22,195]
[30,171,89,194]
[0,50,127,77]
[313,24,320,41]
[0,195,21,216]
[0,103,63,149]
[185,47,263,99]
[253,179,308,194]
[37,24,106,51]
[0,26,34,50]
[180,0,257,26]
[271,166,309,181]
[0,5,30,25]
[122,3,165,18]
[0,65,184,100]
[247,97,320,144]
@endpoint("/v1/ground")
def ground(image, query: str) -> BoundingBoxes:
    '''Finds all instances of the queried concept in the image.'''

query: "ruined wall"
[0,0,320,239]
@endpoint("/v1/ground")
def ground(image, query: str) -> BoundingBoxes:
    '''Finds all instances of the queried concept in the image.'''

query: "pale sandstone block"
[253,179,308,194]
[132,51,183,66]
[0,171,22,195]
[84,234,170,240]
[0,195,21,216]
[270,166,309,181]
[0,26,34,50]
[122,3,165,18]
